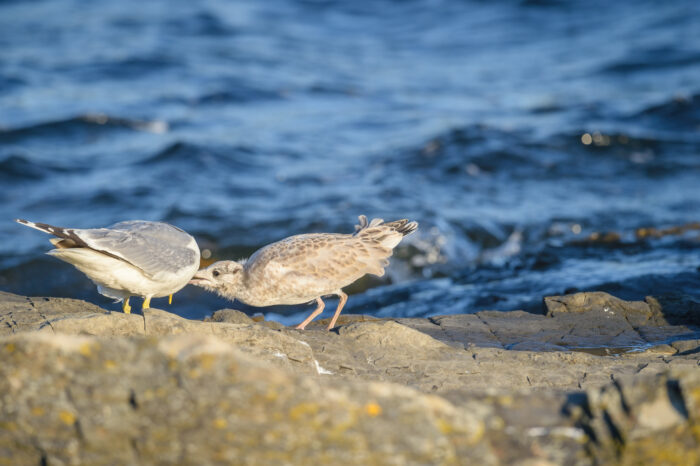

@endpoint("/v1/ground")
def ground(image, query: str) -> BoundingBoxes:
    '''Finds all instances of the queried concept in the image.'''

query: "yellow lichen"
[328,411,358,439]
[622,435,700,466]
[31,406,44,416]
[0,421,17,431]
[265,388,278,401]
[691,424,700,442]
[59,410,76,425]
[79,343,92,357]
[289,402,320,421]
[498,395,514,406]
[213,418,228,429]
[198,354,216,370]
[436,418,453,435]
[364,402,382,417]
[218,400,231,410]
[103,360,117,370]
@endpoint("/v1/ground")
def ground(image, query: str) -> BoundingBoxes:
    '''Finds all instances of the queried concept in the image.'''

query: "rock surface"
[0,290,699,465]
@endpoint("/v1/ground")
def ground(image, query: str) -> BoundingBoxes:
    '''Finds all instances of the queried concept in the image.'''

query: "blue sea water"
[1,0,699,324]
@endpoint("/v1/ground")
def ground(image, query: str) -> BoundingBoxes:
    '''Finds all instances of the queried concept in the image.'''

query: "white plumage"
[16,219,200,313]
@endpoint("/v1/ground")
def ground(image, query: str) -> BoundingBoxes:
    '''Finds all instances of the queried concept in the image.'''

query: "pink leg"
[295,297,325,330]
[326,291,348,331]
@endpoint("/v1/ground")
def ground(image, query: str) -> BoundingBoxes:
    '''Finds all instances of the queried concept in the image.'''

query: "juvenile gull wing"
[64,221,198,280]
[246,233,389,294]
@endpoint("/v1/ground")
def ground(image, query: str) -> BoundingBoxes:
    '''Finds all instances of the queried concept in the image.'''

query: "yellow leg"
[142,296,151,310]
[169,294,173,305]
[122,297,131,314]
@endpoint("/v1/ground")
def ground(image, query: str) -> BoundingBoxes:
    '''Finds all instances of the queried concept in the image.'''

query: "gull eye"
[212,270,220,277]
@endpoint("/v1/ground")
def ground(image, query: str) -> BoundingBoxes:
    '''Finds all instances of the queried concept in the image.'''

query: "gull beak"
[189,270,212,287]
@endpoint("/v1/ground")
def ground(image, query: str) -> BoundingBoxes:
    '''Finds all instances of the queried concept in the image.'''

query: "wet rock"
[671,339,700,355]
[544,291,700,345]
[571,231,621,245]
[381,291,700,354]
[545,291,651,320]
[481,308,646,350]
[636,222,700,240]
[646,294,700,327]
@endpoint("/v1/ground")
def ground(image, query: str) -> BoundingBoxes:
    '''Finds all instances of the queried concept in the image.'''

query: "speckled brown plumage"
[190,216,418,330]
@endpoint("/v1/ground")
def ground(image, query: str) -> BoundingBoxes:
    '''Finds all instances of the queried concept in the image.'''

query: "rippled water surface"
[1,0,699,325]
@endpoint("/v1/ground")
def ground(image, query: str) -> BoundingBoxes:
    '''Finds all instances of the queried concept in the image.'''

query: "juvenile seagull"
[190,215,417,330]
[16,219,200,313]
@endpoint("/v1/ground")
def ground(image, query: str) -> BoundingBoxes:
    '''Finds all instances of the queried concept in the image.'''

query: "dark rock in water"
[0,290,699,464]
[544,291,700,347]
[646,294,700,327]
[544,291,653,319]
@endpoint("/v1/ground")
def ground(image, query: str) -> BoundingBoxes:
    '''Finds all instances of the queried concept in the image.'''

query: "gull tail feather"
[15,219,63,235]
[353,215,418,270]
[16,219,90,248]
[15,218,79,239]
[354,215,418,237]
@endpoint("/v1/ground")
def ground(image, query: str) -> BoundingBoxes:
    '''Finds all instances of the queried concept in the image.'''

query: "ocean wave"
[0,153,82,181]
[401,124,700,181]
[195,87,283,105]
[633,93,700,131]
[0,114,167,144]
[602,47,700,74]
[56,55,180,82]
[163,11,236,37]
[0,74,25,95]
[137,141,261,170]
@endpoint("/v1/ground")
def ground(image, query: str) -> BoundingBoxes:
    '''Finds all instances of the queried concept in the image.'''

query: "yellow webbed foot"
[169,294,173,305]
[123,297,131,314]
[142,297,151,310]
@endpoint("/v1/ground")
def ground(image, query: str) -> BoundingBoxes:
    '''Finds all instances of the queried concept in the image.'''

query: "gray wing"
[75,221,199,279]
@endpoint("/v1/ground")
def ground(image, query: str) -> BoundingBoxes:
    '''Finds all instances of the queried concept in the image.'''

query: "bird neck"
[215,271,241,300]
[227,270,261,306]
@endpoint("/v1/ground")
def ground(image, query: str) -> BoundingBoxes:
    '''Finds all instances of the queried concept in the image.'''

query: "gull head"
[189,260,244,299]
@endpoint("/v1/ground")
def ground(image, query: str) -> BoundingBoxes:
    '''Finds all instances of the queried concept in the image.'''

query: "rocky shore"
[1,290,699,465]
